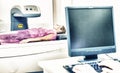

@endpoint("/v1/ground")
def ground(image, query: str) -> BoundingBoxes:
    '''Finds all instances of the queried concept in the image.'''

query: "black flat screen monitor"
[65,6,116,60]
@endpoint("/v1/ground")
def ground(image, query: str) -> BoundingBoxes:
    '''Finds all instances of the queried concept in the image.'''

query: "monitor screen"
[65,6,116,60]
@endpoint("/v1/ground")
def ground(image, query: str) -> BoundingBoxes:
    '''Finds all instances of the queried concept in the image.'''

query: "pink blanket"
[0,28,56,45]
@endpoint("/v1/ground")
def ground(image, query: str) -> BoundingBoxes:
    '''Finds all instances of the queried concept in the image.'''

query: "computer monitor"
[65,6,116,61]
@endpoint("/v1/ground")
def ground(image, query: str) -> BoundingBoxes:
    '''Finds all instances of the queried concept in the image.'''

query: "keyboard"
[63,61,103,73]
[63,64,75,73]
[88,62,103,73]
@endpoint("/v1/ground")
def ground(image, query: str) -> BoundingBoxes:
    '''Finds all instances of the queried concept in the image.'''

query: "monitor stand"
[84,54,98,61]
[77,54,98,63]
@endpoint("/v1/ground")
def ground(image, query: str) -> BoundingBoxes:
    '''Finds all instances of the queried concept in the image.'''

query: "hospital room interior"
[0,0,120,73]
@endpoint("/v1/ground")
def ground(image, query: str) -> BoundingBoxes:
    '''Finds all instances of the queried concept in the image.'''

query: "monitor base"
[84,55,98,61]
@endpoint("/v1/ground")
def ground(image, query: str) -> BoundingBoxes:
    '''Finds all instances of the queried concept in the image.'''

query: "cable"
[105,54,120,62]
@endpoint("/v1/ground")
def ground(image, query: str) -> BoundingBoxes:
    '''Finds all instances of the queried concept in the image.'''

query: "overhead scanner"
[11,5,41,31]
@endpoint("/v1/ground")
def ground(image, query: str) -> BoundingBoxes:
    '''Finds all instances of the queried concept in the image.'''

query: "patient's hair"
[54,24,66,34]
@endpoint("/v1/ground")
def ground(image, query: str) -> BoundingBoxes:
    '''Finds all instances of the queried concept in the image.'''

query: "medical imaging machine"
[11,5,41,31]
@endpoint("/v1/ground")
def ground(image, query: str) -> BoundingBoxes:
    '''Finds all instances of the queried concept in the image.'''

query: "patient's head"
[54,24,66,34]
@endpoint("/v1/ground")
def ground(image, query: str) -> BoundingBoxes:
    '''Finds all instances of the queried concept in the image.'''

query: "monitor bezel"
[65,6,116,60]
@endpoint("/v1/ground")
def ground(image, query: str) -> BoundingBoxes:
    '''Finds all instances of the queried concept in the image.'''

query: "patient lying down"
[0,28,57,45]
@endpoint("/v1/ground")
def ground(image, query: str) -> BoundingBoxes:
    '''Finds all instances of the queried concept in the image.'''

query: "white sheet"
[0,40,67,58]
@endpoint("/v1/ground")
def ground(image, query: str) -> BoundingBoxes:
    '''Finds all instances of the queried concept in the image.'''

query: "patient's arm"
[19,33,56,43]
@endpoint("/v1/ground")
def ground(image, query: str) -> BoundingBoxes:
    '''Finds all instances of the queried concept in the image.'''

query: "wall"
[0,0,53,32]
[53,0,71,26]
